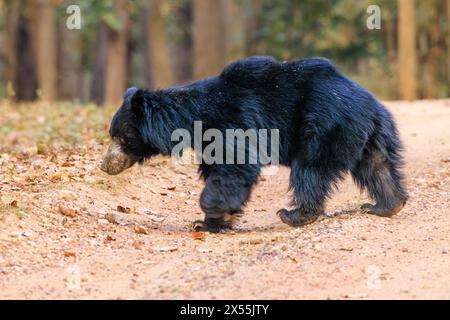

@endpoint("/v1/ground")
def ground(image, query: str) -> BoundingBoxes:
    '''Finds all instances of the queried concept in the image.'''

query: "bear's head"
[101,87,160,175]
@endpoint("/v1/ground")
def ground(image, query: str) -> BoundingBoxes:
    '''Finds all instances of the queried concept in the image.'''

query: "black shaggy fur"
[108,56,408,232]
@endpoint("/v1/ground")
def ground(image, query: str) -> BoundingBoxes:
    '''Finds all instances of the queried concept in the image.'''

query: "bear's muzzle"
[100,139,138,175]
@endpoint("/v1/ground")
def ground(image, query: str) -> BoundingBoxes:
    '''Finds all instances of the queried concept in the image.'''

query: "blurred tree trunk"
[104,0,130,106]
[139,8,152,88]
[15,0,38,101]
[192,0,226,79]
[91,23,108,105]
[223,0,245,64]
[423,2,443,98]
[2,0,19,97]
[385,12,396,68]
[170,1,192,84]
[147,0,173,88]
[34,0,57,101]
[58,23,82,101]
[447,0,450,85]
[384,10,397,98]
[397,0,417,100]
[244,0,263,55]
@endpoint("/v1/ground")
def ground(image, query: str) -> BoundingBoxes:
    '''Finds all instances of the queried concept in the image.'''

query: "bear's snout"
[100,140,137,175]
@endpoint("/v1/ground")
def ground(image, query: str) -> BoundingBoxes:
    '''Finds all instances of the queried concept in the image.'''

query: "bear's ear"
[129,89,147,119]
[124,87,138,101]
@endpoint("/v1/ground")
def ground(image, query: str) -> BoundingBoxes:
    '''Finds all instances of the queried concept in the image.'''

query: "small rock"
[150,216,165,223]
[197,247,212,253]
[58,205,77,218]
[134,225,148,235]
[133,240,145,249]
[155,246,178,252]
[97,218,109,225]
[344,293,368,299]
[105,212,125,225]
[9,231,22,238]
[59,190,75,201]
[22,232,32,238]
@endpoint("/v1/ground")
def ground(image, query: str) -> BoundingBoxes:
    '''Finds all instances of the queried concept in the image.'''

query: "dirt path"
[0,100,449,299]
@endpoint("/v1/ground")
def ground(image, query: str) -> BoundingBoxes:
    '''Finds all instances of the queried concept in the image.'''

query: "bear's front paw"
[190,216,234,233]
[277,208,319,227]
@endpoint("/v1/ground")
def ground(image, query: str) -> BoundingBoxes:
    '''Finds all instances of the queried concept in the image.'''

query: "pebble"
[155,246,178,252]
[97,218,110,225]
[9,231,22,238]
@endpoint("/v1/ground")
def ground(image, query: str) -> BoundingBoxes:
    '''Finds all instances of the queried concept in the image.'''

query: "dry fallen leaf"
[105,235,116,242]
[58,205,77,218]
[64,251,76,257]
[61,162,73,167]
[192,232,205,241]
[167,186,176,191]
[117,205,128,213]
[9,200,18,208]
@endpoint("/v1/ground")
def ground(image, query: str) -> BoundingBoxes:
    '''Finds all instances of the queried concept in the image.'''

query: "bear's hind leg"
[352,150,408,217]
[278,160,342,227]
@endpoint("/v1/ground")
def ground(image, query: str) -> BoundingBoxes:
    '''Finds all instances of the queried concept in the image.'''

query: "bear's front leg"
[192,165,259,233]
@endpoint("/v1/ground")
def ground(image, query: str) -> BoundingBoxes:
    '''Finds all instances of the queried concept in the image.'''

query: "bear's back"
[219,56,283,88]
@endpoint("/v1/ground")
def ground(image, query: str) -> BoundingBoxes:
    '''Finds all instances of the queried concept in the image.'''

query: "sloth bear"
[101,56,408,233]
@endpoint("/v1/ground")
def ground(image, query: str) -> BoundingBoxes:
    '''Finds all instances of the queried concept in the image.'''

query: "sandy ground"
[0,100,449,300]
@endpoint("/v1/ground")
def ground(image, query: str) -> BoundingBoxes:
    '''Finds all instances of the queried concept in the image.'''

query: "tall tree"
[34,0,57,101]
[91,23,108,105]
[170,1,192,84]
[147,0,173,88]
[58,21,82,101]
[223,0,245,64]
[397,0,417,100]
[15,0,38,101]
[423,2,444,98]
[243,0,263,55]
[192,0,226,79]
[447,0,450,85]
[104,0,130,106]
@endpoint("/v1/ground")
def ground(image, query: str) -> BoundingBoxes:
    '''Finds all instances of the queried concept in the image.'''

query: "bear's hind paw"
[277,208,319,227]
[360,202,405,217]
